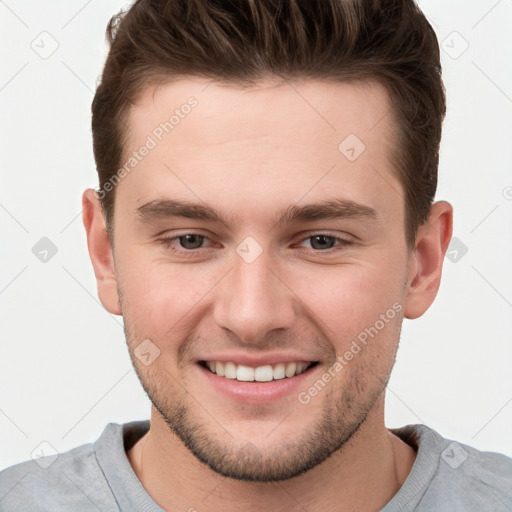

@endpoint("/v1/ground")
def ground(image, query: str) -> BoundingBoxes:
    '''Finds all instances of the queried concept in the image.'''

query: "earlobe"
[404,201,453,319]
[82,189,121,315]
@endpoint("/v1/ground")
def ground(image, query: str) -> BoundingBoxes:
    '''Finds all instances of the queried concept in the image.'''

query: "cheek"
[117,240,407,355]
[118,257,218,337]
[288,256,406,341]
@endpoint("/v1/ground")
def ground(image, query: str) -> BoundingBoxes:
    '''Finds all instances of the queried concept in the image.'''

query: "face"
[102,78,413,481]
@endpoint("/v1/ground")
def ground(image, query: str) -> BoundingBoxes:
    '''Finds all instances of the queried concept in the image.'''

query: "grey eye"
[178,234,205,249]
[308,235,337,250]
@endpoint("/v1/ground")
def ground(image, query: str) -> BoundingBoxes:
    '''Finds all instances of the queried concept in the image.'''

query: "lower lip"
[197,362,319,404]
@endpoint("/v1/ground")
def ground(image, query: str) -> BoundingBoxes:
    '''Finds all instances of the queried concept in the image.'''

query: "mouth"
[199,360,320,382]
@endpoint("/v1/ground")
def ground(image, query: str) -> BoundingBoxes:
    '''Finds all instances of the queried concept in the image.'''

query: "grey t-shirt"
[1,420,511,511]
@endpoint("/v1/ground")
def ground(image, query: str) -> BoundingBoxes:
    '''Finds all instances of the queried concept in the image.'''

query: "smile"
[200,361,318,382]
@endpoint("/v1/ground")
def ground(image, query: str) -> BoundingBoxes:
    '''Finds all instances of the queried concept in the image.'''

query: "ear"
[404,201,453,319]
[82,189,121,315]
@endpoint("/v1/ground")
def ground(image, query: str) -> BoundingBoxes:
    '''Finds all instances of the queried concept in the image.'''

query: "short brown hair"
[92,0,445,249]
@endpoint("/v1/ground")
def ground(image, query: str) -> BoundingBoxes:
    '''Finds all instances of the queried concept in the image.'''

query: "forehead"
[128,77,394,148]
[118,77,402,228]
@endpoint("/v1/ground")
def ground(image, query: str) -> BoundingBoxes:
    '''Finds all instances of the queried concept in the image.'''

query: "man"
[1,0,511,510]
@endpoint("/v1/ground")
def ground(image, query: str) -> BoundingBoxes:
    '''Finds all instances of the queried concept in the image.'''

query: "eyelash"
[157,232,353,255]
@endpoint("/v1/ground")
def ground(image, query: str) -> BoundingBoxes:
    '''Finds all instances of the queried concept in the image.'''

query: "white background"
[1,0,511,471]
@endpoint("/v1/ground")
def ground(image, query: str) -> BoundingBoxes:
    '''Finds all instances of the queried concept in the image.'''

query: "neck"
[127,399,417,511]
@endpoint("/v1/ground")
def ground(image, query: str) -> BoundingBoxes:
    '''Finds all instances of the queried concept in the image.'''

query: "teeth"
[296,362,308,375]
[215,361,225,377]
[285,362,297,378]
[224,362,237,379]
[204,360,314,381]
[273,363,285,380]
[237,365,255,382]
[254,365,273,382]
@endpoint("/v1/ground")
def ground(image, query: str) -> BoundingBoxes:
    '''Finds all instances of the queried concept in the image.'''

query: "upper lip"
[198,353,319,367]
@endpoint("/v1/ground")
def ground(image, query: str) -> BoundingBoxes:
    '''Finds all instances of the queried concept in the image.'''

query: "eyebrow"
[135,198,379,227]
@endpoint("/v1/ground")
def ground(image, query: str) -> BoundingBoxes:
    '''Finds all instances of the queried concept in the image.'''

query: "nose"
[212,247,296,344]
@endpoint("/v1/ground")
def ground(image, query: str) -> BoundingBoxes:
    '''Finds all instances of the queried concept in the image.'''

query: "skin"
[83,77,452,511]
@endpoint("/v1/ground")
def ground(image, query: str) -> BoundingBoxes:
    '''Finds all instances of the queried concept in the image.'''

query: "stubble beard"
[125,327,396,482]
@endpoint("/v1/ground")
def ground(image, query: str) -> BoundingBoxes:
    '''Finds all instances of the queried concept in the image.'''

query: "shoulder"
[390,424,512,512]
[0,424,121,512]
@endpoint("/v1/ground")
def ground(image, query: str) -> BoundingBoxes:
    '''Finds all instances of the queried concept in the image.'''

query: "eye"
[176,234,206,250]
[158,233,214,252]
[157,232,352,255]
[297,234,352,251]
